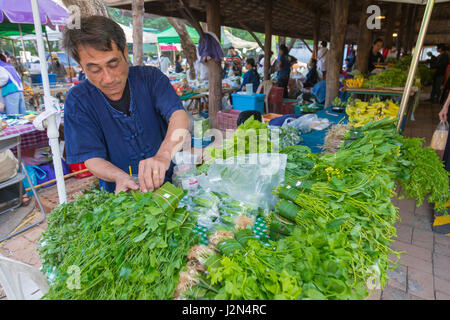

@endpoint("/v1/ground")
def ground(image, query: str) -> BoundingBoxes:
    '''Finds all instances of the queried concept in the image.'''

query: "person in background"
[438,92,450,171]
[368,38,385,73]
[256,54,264,78]
[0,53,26,115]
[225,46,242,78]
[196,56,209,81]
[430,44,449,103]
[48,54,67,82]
[175,54,183,73]
[160,54,171,76]
[78,70,86,81]
[237,58,260,93]
[276,44,291,98]
[343,58,352,74]
[426,51,437,69]
[317,41,328,79]
[9,56,25,81]
[304,58,319,88]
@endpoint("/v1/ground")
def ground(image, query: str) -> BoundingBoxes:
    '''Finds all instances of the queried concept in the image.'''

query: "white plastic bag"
[431,121,449,151]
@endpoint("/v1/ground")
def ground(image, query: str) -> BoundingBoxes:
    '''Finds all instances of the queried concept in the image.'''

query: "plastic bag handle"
[438,120,449,131]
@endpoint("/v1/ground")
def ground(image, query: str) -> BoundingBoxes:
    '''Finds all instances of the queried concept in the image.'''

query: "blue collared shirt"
[64,66,185,193]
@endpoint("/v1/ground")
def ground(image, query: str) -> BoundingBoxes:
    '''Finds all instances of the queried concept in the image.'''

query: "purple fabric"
[198,32,224,62]
[0,0,69,25]
[0,60,22,89]
[36,159,70,188]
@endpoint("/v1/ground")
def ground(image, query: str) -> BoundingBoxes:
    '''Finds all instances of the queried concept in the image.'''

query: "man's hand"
[114,174,139,195]
[439,105,448,122]
[138,151,171,192]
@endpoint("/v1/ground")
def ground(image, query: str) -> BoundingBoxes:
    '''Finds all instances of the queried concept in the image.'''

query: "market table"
[24,84,73,109]
[1,123,49,150]
[298,107,348,153]
[342,86,420,133]
[180,88,238,115]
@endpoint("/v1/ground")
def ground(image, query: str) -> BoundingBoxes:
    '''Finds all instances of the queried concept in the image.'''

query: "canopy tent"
[120,23,158,44]
[157,25,200,44]
[0,0,69,26]
[222,27,259,50]
[0,23,44,37]
[7,25,59,41]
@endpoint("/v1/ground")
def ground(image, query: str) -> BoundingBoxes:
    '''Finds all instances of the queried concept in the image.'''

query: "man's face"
[77,41,129,100]
[229,49,235,56]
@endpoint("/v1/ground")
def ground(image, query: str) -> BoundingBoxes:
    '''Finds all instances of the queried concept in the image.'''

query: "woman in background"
[175,54,183,73]
[276,45,291,98]
[237,58,260,93]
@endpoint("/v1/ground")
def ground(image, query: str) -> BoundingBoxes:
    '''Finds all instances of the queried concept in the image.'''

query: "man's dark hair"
[176,54,181,61]
[229,46,235,50]
[62,16,126,64]
[321,41,327,47]
[374,38,384,45]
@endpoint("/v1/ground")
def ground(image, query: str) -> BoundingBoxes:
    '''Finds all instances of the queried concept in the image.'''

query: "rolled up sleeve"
[150,69,185,122]
[64,95,107,164]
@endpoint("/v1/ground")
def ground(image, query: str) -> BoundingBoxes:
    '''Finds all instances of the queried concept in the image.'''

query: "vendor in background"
[303,58,319,88]
[0,53,26,115]
[438,92,450,171]
[225,46,243,78]
[48,54,67,83]
[237,58,260,93]
[62,16,189,194]
[195,56,209,81]
[160,54,171,76]
[276,44,291,98]
[368,38,385,73]
[175,54,183,73]
[430,44,449,104]
[426,51,437,69]
[317,41,328,79]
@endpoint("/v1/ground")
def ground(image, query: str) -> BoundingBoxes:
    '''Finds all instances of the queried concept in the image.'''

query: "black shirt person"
[368,38,385,73]
[175,54,183,73]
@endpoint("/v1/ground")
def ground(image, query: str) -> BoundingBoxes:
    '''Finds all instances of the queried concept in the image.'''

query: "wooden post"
[406,5,419,54]
[325,0,349,108]
[397,4,408,59]
[264,0,273,81]
[402,4,415,55]
[207,0,222,128]
[383,3,398,51]
[313,9,321,59]
[132,0,144,66]
[354,0,372,74]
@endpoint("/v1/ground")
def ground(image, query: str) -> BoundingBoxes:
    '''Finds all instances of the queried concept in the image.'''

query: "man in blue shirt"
[276,45,291,98]
[62,16,189,194]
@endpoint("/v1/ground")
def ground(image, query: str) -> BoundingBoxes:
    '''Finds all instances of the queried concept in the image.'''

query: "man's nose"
[103,68,115,84]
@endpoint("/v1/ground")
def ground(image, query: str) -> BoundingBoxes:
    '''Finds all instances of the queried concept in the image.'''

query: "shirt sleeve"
[64,94,107,164]
[150,68,185,123]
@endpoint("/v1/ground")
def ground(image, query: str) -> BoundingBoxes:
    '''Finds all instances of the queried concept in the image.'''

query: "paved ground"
[0,96,449,300]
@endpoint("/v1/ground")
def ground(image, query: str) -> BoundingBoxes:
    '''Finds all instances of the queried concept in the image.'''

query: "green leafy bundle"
[362,68,408,88]
[39,185,198,300]
[207,116,273,160]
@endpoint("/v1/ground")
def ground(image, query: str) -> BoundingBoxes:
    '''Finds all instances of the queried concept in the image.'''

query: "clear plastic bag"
[431,121,449,151]
[283,114,319,134]
[198,153,287,210]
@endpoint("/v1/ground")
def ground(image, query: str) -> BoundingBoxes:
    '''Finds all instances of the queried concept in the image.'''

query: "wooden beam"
[325,0,349,108]
[264,0,273,81]
[299,39,312,53]
[287,38,297,52]
[313,9,321,59]
[179,0,205,38]
[354,0,372,74]
[239,22,265,51]
[207,0,222,129]
[132,0,144,66]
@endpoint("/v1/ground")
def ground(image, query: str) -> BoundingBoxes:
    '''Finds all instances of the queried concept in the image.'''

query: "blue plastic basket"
[30,73,57,85]
[231,93,266,114]
[192,136,213,148]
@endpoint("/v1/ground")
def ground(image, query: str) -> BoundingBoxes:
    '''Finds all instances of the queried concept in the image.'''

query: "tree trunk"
[132,0,144,66]
[383,3,399,50]
[287,38,297,52]
[61,0,109,17]
[264,0,272,81]
[168,17,198,79]
[354,0,372,74]
[206,0,221,128]
[325,0,349,108]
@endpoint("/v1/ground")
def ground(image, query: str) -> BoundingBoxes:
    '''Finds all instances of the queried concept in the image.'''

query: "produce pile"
[362,68,408,88]
[346,98,399,127]
[39,183,198,300]
[207,116,273,160]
